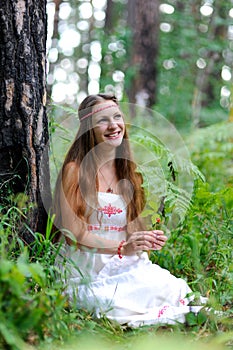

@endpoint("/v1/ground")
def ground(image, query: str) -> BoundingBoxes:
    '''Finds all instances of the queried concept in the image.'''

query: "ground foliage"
[1,120,233,349]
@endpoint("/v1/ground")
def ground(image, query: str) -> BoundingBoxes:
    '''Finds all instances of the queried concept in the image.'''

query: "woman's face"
[92,101,125,148]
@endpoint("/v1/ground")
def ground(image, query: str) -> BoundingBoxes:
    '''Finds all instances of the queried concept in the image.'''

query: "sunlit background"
[47,0,109,104]
[46,0,233,128]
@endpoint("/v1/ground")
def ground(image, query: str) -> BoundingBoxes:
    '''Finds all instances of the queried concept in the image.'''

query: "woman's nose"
[108,120,117,128]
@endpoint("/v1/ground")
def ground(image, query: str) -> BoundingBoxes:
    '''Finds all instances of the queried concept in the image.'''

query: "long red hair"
[52,94,145,241]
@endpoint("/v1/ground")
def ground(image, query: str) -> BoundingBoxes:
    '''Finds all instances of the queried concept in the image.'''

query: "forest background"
[0,0,233,349]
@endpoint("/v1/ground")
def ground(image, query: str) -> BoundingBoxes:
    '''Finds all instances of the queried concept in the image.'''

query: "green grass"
[1,189,233,350]
[1,121,233,349]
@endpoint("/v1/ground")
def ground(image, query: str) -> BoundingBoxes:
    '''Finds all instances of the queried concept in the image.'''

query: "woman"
[53,94,204,327]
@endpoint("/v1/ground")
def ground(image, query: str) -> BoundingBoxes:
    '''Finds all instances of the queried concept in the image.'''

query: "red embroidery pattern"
[88,224,126,232]
[179,298,186,305]
[157,305,169,318]
[98,203,123,217]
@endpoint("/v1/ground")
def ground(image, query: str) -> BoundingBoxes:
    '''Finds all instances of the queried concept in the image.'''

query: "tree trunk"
[104,0,114,34]
[127,0,160,108]
[0,0,51,243]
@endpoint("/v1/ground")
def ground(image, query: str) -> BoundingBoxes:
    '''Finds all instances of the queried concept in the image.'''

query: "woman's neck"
[95,148,117,193]
[95,148,116,169]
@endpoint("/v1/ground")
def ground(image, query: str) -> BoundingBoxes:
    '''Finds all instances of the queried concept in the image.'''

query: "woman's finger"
[156,235,168,242]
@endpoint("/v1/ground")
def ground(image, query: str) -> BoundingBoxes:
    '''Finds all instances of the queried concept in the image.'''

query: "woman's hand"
[122,230,168,256]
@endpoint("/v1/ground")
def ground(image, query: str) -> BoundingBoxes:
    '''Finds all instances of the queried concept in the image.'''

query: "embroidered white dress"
[57,192,204,327]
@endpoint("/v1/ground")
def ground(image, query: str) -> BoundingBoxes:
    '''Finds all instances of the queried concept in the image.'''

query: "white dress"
[57,192,204,327]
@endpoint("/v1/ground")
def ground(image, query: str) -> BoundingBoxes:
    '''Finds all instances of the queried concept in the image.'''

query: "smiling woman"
[52,93,206,328]
[92,103,125,146]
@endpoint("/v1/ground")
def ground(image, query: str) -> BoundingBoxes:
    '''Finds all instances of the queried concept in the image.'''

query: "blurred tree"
[47,0,102,105]
[46,0,232,128]
[0,0,51,242]
[191,1,230,127]
[126,0,160,108]
[105,0,114,34]
[157,0,232,129]
[47,0,63,101]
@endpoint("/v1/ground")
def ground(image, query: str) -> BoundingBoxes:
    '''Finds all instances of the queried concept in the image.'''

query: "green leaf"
[0,320,27,349]
[185,312,198,326]
[197,311,207,325]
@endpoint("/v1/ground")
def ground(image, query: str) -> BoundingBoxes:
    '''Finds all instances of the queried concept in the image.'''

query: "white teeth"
[107,132,118,137]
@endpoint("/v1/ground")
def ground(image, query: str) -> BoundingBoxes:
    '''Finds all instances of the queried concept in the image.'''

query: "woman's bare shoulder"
[63,161,79,183]
[64,161,78,172]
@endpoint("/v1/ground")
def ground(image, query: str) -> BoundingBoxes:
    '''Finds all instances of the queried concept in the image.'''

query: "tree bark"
[0,0,51,242]
[127,0,160,108]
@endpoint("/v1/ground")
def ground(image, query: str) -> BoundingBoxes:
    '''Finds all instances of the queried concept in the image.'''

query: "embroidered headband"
[79,104,117,122]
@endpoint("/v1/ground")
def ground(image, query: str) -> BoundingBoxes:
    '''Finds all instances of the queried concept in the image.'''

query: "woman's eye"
[95,114,122,125]
[97,118,108,124]
[114,114,122,119]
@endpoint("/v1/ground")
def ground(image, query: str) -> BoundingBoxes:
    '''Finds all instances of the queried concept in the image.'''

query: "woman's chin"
[105,136,123,147]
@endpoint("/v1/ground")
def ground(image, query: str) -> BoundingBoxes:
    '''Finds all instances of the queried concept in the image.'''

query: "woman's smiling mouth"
[105,131,121,138]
